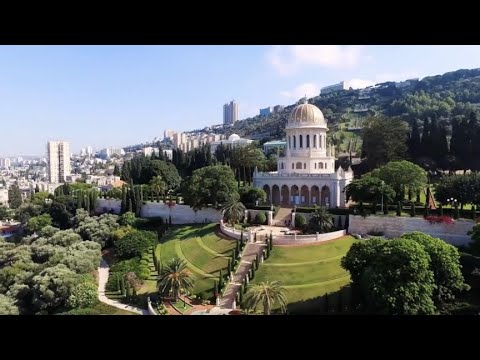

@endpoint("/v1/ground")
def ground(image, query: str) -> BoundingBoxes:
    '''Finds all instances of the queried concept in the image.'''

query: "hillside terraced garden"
[146,224,236,298]
[250,236,357,313]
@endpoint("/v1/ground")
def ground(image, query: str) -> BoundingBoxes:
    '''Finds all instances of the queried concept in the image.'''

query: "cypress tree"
[421,117,431,158]
[410,201,415,217]
[383,201,388,215]
[408,119,421,160]
[454,204,460,220]
[214,280,218,297]
[359,201,364,216]
[218,270,224,291]
[416,191,421,204]
[472,205,476,220]
[85,194,91,214]
[251,264,255,279]
[425,203,429,218]
[439,203,443,216]
[77,190,83,209]
[396,201,402,216]
[121,185,127,214]
[235,239,240,254]
[338,216,343,228]
[128,197,133,213]
[35,184,40,193]
[157,260,161,276]
[255,254,259,270]
[116,274,121,292]
[243,282,247,294]
[269,235,273,251]
[228,258,232,273]
[169,215,172,226]
[232,249,236,262]
[438,126,449,169]
[120,277,126,296]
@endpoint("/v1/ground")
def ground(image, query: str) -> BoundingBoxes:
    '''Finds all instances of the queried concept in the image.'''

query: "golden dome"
[288,100,326,127]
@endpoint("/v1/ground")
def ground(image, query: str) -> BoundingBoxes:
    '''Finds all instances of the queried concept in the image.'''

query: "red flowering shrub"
[425,215,454,225]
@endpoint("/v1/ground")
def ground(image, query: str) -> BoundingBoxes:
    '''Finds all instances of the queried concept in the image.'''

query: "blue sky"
[1,45,480,157]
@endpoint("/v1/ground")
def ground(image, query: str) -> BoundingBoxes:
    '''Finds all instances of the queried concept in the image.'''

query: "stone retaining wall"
[273,229,347,245]
[349,215,474,246]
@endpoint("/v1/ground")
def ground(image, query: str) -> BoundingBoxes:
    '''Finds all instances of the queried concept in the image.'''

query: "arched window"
[281,162,284,169]
[296,162,302,169]
[306,135,310,148]
[299,135,303,148]
[304,163,306,169]
[288,136,291,149]
[319,162,323,169]
[293,136,296,149]
[313,135,317,148]
[292,163,294,169]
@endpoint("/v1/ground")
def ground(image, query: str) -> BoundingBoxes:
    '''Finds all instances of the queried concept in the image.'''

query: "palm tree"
[309,206,334,233]
[244,281,288,315]
[157,257,195,303]
[221,198,246,227]
[150,175,166,202]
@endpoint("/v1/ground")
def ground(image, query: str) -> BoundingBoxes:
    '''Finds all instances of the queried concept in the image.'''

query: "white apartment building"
[47,141,71,183]
[0,188,8,206]
[223,100,239,125]
[0,158,11,169]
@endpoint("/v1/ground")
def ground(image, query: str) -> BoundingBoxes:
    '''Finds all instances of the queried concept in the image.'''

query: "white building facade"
[210,134,253,154]
[47,141,71,183]
[253,100,353,207]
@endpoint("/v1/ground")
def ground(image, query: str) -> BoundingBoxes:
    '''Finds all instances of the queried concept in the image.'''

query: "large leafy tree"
[8,184,23,209]
[239,186,267,206]
[74,213,120,248]
[400,232,469,304]
[182,165,239,210]
[345,176,396,204]
[371,160,428,201]
[0,206,10,220]
[157,257,195,302]
[31,191,50,206]
[30,264,79,314]
[0,294,19,315]
[435,173,480,208]
[27,214,53,234]
[244,281,288,315]
[361,116,409,170]
[221,198,246,227]
[308,206,334,234]
[115,230,156,259]
[342,238,437,315]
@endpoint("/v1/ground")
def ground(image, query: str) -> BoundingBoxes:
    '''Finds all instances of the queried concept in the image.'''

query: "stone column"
[261,254,264,263]
[316,232,319,241]
[291,212,296,228]
[267,211,273,226]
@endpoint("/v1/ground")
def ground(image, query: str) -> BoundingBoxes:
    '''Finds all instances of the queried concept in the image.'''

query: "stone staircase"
[273,206,292,227]
[218,241,266,309]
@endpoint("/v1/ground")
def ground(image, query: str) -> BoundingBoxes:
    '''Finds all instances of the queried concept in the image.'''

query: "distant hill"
[227,68,480,156]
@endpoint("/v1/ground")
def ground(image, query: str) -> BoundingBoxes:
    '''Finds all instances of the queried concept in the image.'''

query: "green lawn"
[171,299,193,314]
[153,224,236,297]
[250,236,357,313]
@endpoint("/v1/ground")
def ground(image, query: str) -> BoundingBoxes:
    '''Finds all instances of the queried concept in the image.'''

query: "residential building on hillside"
[223,100,239,125]
[321,81,348,95]
[210,134,253,154]
[47,141,71,183]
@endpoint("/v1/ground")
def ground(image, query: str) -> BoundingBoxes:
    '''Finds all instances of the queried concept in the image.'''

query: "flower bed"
[425,215,454,225]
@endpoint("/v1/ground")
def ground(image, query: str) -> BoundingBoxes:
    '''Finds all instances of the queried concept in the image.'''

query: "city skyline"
[1,45,480,156]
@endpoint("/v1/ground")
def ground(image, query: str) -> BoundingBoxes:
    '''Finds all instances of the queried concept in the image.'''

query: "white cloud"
[268,45,368,75]
[281,83,320,99]
[344,71,420,90]
[347,78,376,89]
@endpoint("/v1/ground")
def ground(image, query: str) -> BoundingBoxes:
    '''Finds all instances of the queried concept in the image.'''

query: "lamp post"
[448,197,457,208]
[380,180,385,214]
